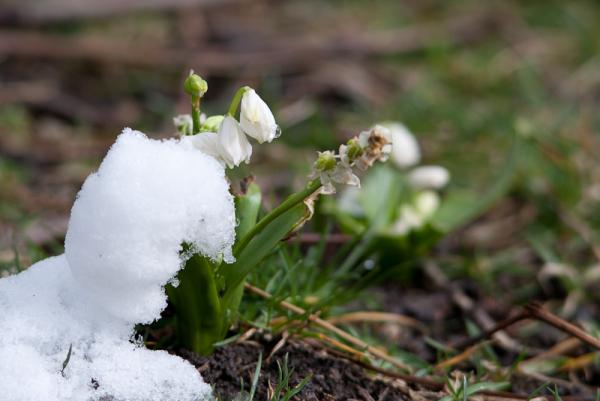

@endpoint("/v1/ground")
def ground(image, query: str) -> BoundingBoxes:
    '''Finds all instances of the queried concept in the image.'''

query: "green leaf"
[221,203,308,303]
[235,183,262,239]
[221,182,263,333]
[248,352,263,401]
[466,381,510,396]
[359,165,404,226]
[171,252,222,355]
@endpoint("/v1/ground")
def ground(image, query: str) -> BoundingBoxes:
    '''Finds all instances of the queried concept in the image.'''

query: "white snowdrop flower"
[240,88,279,143]
[218,116,253,168]
[382,122,421,168]
[408,165,450,189]
[180,132,222,162]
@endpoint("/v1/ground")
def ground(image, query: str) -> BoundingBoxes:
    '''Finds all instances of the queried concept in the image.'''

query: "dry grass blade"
[518,338,581,371]
[244,283,411,372]
[434,342,487,370]
[328,311,429,334]
[559,352,598,372]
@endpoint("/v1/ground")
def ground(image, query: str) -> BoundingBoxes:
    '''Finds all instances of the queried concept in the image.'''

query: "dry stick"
[453,303,600,352]
[425,262,530,354]
[452,310,531,350]
[525,303,600,351]
[244,283,411,371]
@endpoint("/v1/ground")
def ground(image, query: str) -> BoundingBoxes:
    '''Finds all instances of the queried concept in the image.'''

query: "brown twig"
[453,303,600,352]
[525,303,600,351]
[451,310,531,350]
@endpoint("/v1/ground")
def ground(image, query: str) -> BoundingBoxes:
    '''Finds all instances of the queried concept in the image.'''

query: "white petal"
[408,165,450,189]
[218,116,252,168]
[240,89,279,143]
[180,132,222,162]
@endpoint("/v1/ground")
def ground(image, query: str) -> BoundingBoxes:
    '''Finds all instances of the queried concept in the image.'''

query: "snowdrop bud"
[202,115,224,132]
[184,72,208,98]
[408,165,450,189]
[382,122,421,168]
[345,138,364,162]
[218,116,252,168]
[240,88,279,143]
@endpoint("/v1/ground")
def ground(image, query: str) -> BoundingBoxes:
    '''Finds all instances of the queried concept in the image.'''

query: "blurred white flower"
[408,165,450,189]
[391,205,423,235]
[173,114,193,136]
[218,116,252,168]
[382,122,421,168]
[240,89,279,143]
[391,190,440,235]
[414,190,440,217]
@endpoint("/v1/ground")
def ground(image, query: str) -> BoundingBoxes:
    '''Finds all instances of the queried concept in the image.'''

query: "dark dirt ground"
[181,336,431,401]
[173,274,600,401]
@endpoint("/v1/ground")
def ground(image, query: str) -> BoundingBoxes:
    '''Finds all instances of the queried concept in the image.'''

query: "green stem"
[191,95,201,134]
[233,180,322,256]
[227,86,251,117]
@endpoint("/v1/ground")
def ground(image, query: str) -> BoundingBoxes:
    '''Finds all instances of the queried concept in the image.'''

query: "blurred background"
[2,0,599,267]
[2,0,600,396]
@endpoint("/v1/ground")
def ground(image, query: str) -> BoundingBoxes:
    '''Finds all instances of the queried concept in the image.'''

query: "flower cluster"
[176,82,280,169]
[312,124,392,194]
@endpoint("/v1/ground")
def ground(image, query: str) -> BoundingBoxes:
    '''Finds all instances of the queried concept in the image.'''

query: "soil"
[180,335,438,401]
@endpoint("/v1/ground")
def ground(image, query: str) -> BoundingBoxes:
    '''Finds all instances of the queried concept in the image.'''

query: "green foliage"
[440,375,509,401]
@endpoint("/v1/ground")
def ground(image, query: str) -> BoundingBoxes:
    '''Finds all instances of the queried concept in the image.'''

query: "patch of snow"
[0,128,235,400]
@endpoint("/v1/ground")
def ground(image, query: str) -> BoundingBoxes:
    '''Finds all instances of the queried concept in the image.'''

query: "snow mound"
[0,129,235,400]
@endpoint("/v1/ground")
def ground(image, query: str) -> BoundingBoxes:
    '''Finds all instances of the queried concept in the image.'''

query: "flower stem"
[233,180,321,256]
[191,96,201,134]
[227,86,251,117]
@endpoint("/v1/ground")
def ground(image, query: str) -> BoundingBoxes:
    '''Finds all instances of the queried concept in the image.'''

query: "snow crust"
[0,129,236,401]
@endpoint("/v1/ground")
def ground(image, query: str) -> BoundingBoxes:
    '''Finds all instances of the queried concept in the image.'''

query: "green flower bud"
[202,115,225,132]
[314,151,337,171]
[184,72,208,98]
[346,138,364,161]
